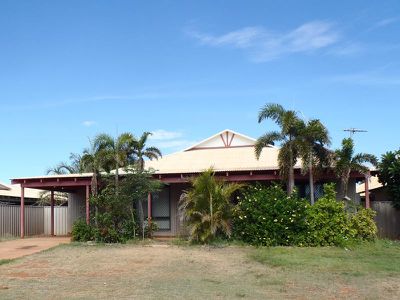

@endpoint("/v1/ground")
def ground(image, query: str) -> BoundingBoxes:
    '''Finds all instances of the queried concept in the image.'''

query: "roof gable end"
[185,129,257,151]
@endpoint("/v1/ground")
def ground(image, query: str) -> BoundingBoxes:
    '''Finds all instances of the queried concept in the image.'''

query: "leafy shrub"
[71,219,95,242]
[233,183,378,247]
[305,184,354,246]
[233,184,309,246]
[350,208,377,241]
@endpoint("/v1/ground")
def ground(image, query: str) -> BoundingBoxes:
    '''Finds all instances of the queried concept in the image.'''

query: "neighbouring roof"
[144,129,301,174]
[0,183,10,190]
[356,176,383,195]
[0,181,42,199]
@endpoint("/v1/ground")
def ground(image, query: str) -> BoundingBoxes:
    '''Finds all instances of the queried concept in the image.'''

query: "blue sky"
[1,0,400,182]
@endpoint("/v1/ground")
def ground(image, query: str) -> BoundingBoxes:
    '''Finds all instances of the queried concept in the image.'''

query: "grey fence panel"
[0,205,19,237]
[44,207,68,236]
[0,205,46,237]
[372,201,400,239]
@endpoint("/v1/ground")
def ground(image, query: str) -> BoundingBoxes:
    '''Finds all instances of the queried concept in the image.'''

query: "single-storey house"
[11,129,370,238]
[0,181,41,205]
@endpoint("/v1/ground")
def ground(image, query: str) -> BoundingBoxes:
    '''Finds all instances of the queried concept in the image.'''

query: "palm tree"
[92,133,136,188]
[133,132,162,171]
[255,103,305,194]
[334,138,378,199]
[132,132,162,234]
[179,169,243,243]
[299,119,331,205]
[46,153,83,175]
[80,139,110,197]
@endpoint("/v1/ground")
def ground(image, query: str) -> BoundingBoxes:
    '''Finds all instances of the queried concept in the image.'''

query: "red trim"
[85,185,90,225]
[20,187,25,239]
[50,190,55,236]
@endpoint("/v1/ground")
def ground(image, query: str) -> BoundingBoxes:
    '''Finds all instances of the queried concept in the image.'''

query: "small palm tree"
[46,153,83,175]
[334,138,378,199]
[92,133,136,188]
[299,119,331,205]
[80,139,110,197]
[255,103,305,194]
[179,169,243,243]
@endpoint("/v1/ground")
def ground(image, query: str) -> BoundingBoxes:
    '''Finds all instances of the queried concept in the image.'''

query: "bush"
[233,183,378,247]
[233,184,309,246]
[350,208,377,241]
[71,219,95,242]
[305,184,354,246]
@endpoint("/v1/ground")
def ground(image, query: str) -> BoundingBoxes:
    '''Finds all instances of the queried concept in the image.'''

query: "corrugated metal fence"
[372,201,400,239]
[0,205,68,237]
[44,206,68,235]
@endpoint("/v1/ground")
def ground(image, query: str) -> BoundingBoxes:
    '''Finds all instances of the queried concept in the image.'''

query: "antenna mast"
[343,128,367,138]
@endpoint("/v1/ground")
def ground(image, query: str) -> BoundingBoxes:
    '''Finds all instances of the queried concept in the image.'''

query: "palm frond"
[254,131,282,159]
[258,103,285,124]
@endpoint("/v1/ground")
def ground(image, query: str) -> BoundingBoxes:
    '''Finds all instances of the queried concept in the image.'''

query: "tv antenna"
[343,128,367,137]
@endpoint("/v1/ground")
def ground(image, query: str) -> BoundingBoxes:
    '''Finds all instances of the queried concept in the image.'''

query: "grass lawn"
[0,240,399,299]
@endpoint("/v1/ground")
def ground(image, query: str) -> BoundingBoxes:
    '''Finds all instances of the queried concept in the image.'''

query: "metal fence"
[372,201,400,239]
[0,205,68,237]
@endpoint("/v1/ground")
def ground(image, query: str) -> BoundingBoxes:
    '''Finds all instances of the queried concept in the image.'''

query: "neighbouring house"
[0,181,41,205]
[11,129,369,238]
[357,176,400,239]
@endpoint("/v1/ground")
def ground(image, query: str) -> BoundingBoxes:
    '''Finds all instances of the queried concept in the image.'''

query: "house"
[0,181,41,206]
[357,176,390,203]
[11,129,367,238]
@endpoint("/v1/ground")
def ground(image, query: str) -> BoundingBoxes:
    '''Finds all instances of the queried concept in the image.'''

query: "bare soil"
[0,241,399,299]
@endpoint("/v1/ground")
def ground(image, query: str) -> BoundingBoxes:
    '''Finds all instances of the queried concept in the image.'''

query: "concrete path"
[0,237,70,260]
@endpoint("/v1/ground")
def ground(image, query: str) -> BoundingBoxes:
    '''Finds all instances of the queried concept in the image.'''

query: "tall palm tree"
[133,132,162,171]
[299,119,331,205]
[93,133,136,188]
[179,169,243,243]
[132,132,162,233]
[334,138,378,199]
[255,103,305,194]
[80,139,110,197]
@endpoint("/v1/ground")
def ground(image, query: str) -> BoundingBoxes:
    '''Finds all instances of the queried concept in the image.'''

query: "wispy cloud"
[149,129,183,140]
[186,21,340,62]
[374,17,399,28]
[148,129,196,152]
[325,70,400,86]
[82,120,97,127]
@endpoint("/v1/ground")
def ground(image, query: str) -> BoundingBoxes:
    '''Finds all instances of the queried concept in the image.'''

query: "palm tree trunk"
[115,161,119,189]
[91,172,98,227]
[210,192,213,237]
[288,144,295,194]
[309,162,315,205]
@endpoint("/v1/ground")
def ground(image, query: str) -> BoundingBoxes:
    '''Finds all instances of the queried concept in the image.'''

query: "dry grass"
[0,240,399,299]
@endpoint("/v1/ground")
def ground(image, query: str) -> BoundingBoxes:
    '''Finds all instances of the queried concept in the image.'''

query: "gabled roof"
[144,129,298,174]
[184,129,258,151]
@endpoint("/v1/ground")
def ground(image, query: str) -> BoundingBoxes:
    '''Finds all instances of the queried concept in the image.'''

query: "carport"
[11,174,93,238]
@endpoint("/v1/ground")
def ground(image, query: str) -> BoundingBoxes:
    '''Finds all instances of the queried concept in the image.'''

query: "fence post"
[20,186,25,238]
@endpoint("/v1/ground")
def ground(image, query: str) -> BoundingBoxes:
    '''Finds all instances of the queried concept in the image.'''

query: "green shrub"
[350,208,377,241]
[305,184,354,246]
[233,184,309,246]
[71,219,95,242]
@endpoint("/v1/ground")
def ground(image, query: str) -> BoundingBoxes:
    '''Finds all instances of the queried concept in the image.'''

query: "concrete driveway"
[0,237,70,260]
